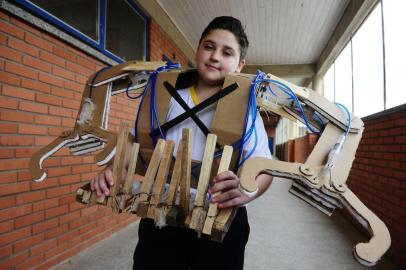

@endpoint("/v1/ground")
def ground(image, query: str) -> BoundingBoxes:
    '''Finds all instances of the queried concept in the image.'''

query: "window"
[323,1,404,117]
[14,0,149,62]
[29,0,99,41]
[382,0,406,109]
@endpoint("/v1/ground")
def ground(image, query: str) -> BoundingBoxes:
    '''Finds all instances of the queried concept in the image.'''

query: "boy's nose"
[210,50,221,62]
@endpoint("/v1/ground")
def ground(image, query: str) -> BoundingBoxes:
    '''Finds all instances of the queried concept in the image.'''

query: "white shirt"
[165,87,272,162]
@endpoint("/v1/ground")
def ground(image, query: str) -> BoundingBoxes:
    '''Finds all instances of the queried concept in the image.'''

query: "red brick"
[45,224,68,239]
[45,205,69,219]
[36,92,62,106]
[35,114,61,126]
[38,72,64,87]
[19,123,48,135]
[21,78,51,93]
[8,37,40,57]
[48,126,68,136]
[9,17,42,36]
[0,181,29,195]
[0,96,18,109]
[50,86,75,99]
[2,84,35,100]
[62,98,81,110]
[31,239,57,257]
[60,174,80,185]
[32,218,58,234]
[76,56,97,70]
[0,244,13,259]
[1,250,30,270]
[0,148,14,158]
[1,109,34,123]
[15,254,45,270]
[32,198,59,212]
[0,220,13,234]
[52,65,75,80]
[39,50,65,67]
[66,61,91,75]
[0,135,34,147]
[15,211,45,228]
[33,137,53,148]
[395,135,406,144]
[42,32,66,48]
[0,20,24,39]
[59,211,80,225]
[23,56,51,74]
[5,61,37,79]
[0,226,31,245]
[60,156,82,166]
[61,118,75,127]
[0,171,17,184]
[19,101,48,114]
[49,106,72,117]
[58,195,76,206]
[47,166,70,177]
[68,213,88,227]
[25,32,53,51]
[47,186,71,198]
[0,46,22,62]
[53,46,76,62]
[16,191,46,205]
[64,81,83,93]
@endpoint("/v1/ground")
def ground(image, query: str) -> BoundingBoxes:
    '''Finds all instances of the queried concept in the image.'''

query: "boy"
[91,16,273,270]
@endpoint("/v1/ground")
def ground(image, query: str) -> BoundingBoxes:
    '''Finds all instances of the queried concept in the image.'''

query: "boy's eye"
[204,44,214,50]
[224,50,233,56]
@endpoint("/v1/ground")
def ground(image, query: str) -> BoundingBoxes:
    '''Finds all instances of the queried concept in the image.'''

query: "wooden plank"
[161,142,184,227]
[134,139,165,217]
[202,145,233,235]
[180,129,192,219]
[189,134,217,233]
[211,207,238,242]
[147,140,175,219]
[108,122,130,212]
[124,143,140,194]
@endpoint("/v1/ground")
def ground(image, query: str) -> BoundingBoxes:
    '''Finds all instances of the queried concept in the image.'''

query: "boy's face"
[196,29,245,86]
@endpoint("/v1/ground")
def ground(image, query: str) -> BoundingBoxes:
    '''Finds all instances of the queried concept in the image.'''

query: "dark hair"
[199,16,249,60]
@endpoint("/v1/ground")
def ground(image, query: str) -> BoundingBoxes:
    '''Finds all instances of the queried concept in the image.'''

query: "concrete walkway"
[54,178,397,270]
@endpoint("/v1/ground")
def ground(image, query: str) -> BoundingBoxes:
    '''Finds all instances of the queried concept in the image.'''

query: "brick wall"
[0,9,191,270]
[149,20,189,66]
[347,105,406,269]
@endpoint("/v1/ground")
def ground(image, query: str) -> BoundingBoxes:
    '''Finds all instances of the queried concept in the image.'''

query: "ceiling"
[136,0,378,87]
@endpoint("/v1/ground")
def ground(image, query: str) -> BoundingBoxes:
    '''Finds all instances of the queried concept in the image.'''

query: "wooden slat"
[147,140,175,219]
[202,145,233,235]
[189,134,217,232]
[135,139,165,217]
[108,122,130,212]
[124,143,140,194]
[180,129,192,218]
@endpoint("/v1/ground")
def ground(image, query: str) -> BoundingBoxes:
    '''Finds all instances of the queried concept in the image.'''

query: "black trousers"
[133,207,250,270]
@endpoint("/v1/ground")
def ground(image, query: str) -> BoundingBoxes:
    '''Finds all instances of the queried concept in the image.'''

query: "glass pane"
[383,0,406,108]
[334,42,353,112]
[352,4,384,117]
[106,0,146,61]
[324,64,335,102]
[30,0,98,40]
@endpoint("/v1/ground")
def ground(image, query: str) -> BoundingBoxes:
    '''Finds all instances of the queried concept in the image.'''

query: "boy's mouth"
[206,64,220,71]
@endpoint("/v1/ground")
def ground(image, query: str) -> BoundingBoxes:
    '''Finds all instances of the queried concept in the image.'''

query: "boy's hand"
[208,170,252,208]
[90,164,114,197]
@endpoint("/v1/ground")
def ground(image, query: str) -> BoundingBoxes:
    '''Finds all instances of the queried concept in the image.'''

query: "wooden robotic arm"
[239,73,390,266]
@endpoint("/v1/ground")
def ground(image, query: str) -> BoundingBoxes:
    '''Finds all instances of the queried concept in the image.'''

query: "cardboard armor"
[28,61,390,266]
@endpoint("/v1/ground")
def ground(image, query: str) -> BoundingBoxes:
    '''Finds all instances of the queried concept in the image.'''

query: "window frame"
[14,0,150,63]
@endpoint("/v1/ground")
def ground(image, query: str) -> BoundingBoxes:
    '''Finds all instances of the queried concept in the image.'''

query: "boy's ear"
[235,59,246,73]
